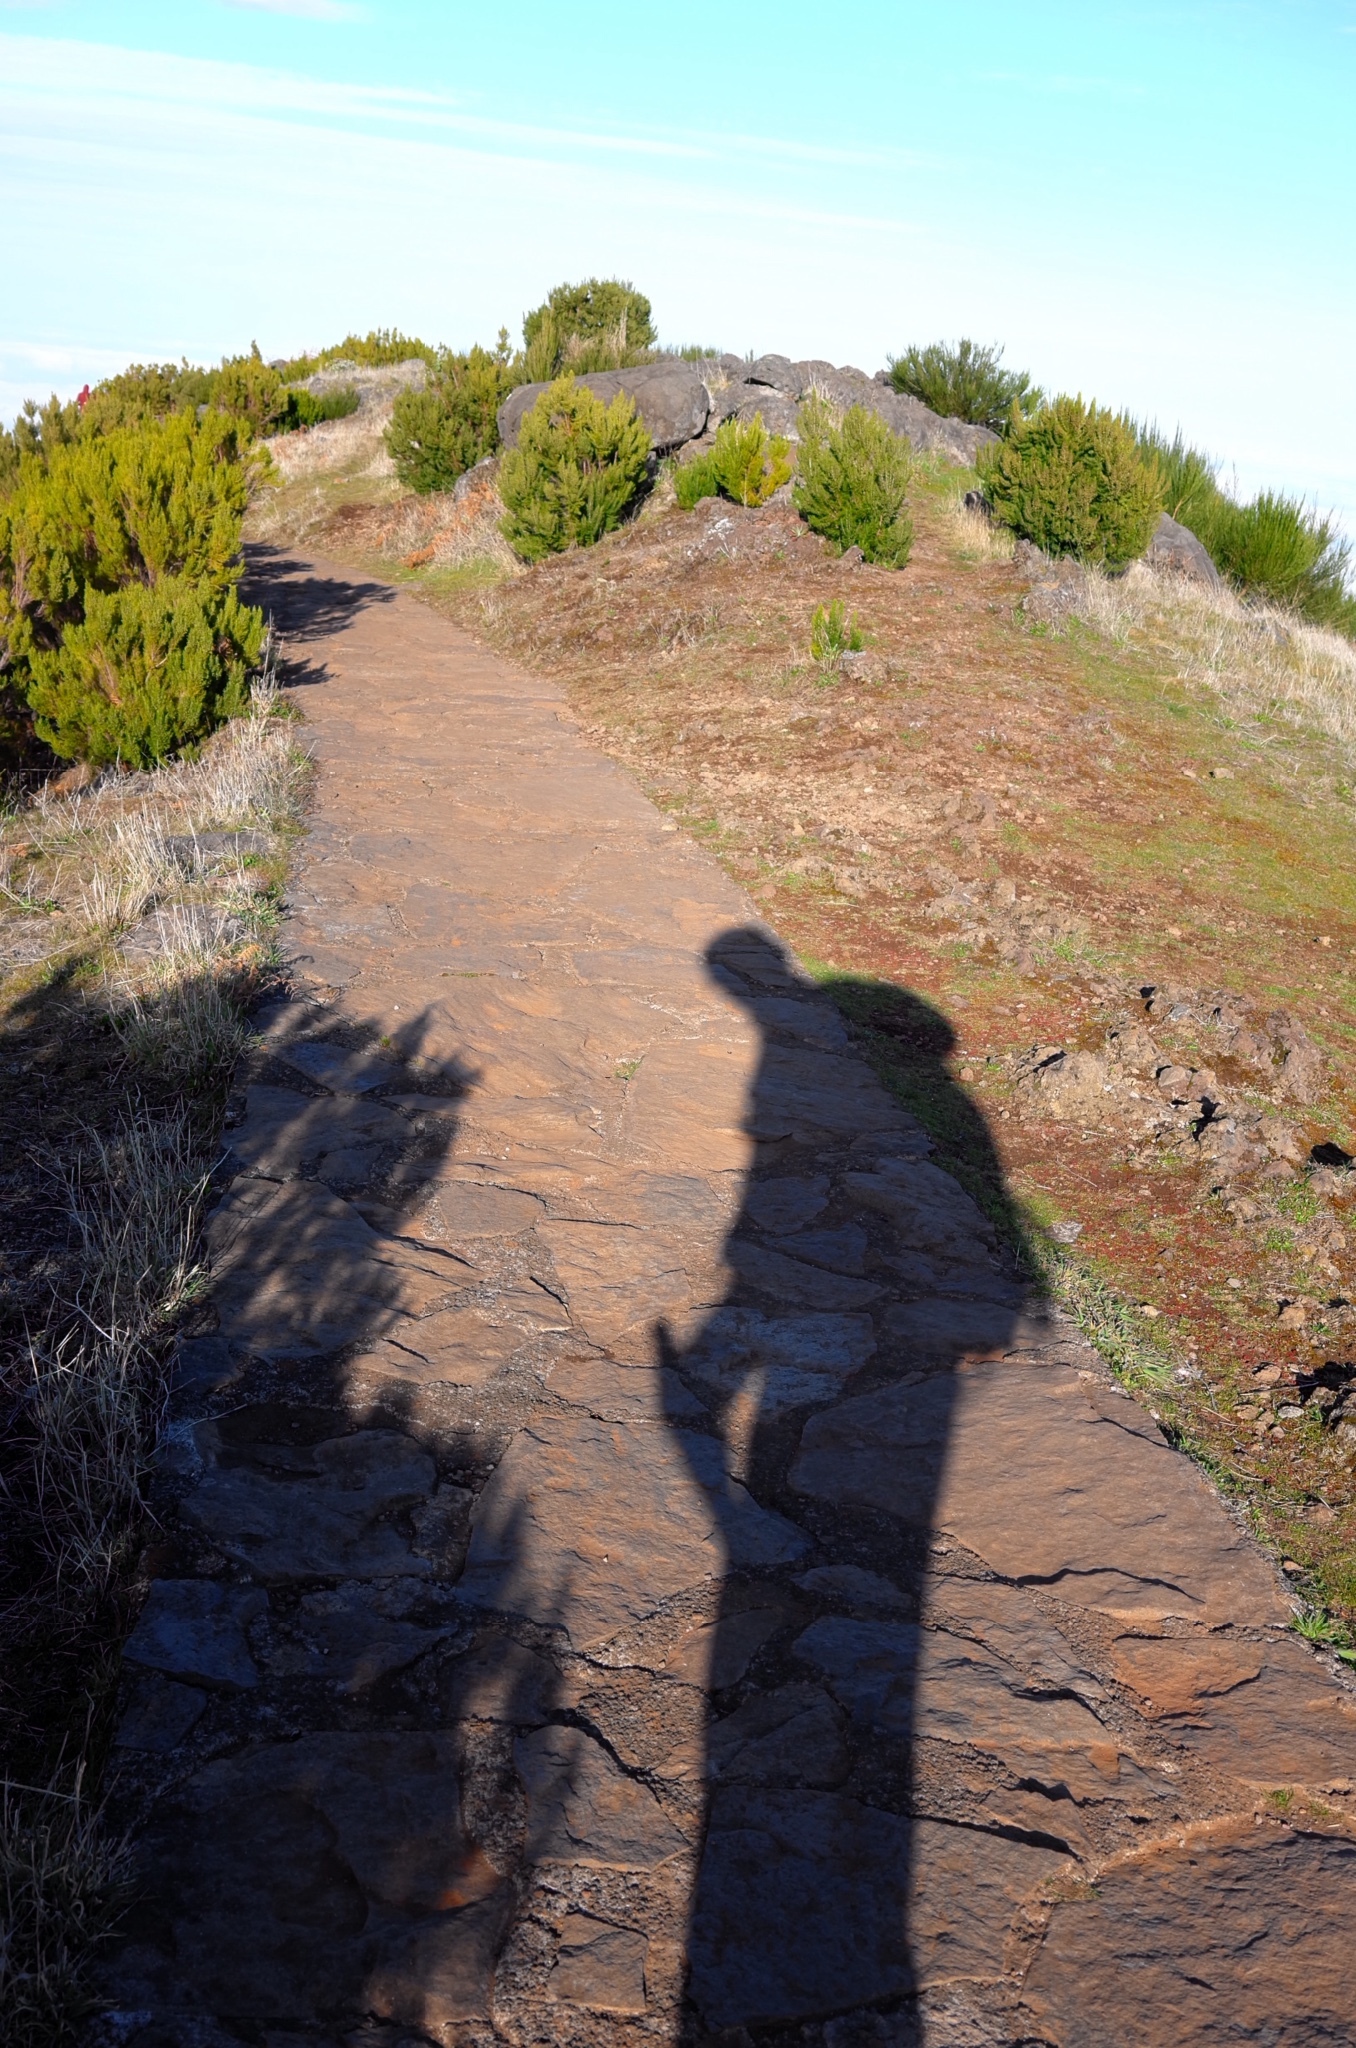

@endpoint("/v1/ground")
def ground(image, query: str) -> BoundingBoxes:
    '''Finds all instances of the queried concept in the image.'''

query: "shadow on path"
[243,545,397,688]
[104,996,586,2032]
[661,927,1036,2040]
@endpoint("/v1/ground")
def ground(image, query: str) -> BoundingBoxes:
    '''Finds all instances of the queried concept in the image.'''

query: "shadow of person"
[659,926,1038,2043]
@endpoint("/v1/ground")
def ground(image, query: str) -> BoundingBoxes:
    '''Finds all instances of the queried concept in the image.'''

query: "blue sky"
[2,1,1354,538]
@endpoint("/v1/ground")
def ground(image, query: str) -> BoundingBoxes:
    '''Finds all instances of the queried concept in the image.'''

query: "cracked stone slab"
[123,1579,266,1691]
[182,1429,436,1581]
[689,1790,1066,2028]
[106,1734,510,2026]
[728,1238,883,1310]
[791,1362,1289,1627]
[205,1179,470,1357]
[535,1217,724,1349]
[276,1039,402,1093]
[1109,1632,1356,1783]
[350,1306,524,1387]
[516,1723,688,1868]
[542,1353,709,1420]
[745,1045,908,1142]
[113,1675,207,1753]
[1021,1818,1356,2047]
[795,1615,1122,1800]
[459,1413,806,1648]
[255,1581,453,1692]
[547,1913,649,2013]
[684,1305,876,1411]
[225,1085,409,1189]
[744,1174,831,1233]
[708,1683,850,1787]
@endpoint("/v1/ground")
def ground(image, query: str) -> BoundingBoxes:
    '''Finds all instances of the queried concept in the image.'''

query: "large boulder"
[497,362,709,453]
[1145,511,1221,587]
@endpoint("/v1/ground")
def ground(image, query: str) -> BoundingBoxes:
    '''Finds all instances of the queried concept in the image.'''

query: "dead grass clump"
[0,681,307,2047]
[1,1106,210,2047]
[110,941,252,1089]
[945,495,1016,565]
[321,462,518,578]
[0,1773,130,2048]
[1071,561,1356,751]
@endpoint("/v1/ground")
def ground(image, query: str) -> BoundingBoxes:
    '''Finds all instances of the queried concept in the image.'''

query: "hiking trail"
[102,549,1356,2048]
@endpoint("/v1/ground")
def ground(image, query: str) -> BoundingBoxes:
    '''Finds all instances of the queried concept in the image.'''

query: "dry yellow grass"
[0,683,309,2048]
[1071,559,1356,753]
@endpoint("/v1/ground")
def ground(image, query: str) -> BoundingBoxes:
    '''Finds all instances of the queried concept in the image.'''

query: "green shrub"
[277,385,360,432]
[386,347,508,493]
[887,339,1040,432]
[0,395,81,496]
[26,576,262,766]
[673,450,719,510]
[1133,422,1220,533]
[795,400,913,566]
[521,279,657,380]
[203,352,288,436]
[79,361,210,437]
[978,396,1164,570]
[810,599,864,671]
[1208,492,1354,631]
[713,414,793,507]
[0,411,264,763]
[499,375,651,562]
[80,350,287,440]
[276,329,436,380]
[674,414,792,512]
[1134,421,1355,632]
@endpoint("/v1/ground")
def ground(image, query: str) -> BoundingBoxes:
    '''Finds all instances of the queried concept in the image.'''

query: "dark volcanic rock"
[497,361,709,451]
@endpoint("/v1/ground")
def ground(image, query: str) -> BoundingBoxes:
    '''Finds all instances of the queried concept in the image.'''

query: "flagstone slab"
[206,1179,470,1357]
[458,1413,806,1648]
[688,1791,1065,2027]
[183,1428,436,1582]
[791,1363,1289,1626]
[1021,1819,1356,2047]
[105,1734,509,2025]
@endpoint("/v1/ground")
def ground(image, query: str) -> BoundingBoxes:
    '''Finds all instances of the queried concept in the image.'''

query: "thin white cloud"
[0,34,936,179]
[223,0,364,19]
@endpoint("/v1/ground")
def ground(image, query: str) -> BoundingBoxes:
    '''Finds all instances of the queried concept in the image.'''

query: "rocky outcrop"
[697,353,997,464]
[497,352,996,465]
[1146,510,1221,586]
[497,361,710,452]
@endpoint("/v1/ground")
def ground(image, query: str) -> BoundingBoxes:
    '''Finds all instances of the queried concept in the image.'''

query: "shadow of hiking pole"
[660,927,1039,2041]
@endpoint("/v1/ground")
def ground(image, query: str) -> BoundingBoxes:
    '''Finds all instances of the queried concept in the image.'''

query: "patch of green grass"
[1292,1604,1352,1648]
[408,558,509,598]
[1274,1181,1321,1226]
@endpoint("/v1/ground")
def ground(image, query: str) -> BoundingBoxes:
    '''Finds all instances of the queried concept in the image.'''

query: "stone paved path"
[104,551,1356,2048]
